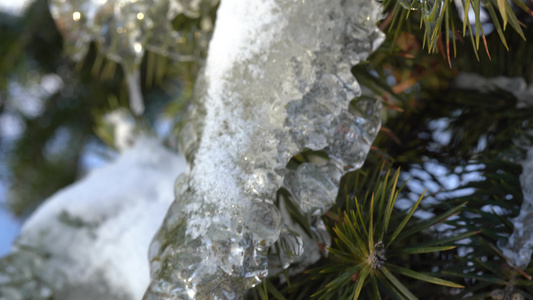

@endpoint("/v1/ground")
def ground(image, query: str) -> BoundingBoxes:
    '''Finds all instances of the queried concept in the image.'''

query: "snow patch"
[1,137,187,300]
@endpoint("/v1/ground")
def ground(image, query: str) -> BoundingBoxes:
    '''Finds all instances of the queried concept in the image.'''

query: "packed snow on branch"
[145,0,384,299]
[0,136,187,300]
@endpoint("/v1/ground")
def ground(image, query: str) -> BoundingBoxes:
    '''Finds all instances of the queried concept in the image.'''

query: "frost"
[0,137,187,300]
[145,0,384,298]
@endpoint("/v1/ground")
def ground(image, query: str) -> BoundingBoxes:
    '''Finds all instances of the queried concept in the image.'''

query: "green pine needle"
[382,0,529,58]
[309,168,465,299]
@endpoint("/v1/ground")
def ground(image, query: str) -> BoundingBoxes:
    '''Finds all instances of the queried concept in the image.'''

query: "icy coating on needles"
[144,0,384,299]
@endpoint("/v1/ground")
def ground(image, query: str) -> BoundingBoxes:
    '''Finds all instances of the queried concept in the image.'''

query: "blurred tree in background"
[0,0,211,217]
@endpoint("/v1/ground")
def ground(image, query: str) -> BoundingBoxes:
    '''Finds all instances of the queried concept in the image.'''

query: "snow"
[455,73,533,108]
[0,137,187,300]
[205,0,280,85]
[0,0,30,15]
[103,109,137,151]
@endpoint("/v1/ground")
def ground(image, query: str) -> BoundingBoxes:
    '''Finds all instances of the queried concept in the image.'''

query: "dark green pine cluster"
[309,168,468,299]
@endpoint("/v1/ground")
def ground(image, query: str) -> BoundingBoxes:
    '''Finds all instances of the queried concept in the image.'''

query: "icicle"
[126,70,145,115]
[48,0,100,61]
[48,0,218,114]
[144,0,384,298]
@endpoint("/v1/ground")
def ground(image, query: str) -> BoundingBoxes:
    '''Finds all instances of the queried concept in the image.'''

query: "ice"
[284,161,343,215]
[394,0,444,35]
[48,0,218,114]
[272,204,319,274]
[48,0,187,64]
[0,137,187,300]
[145,0,384,298]
[126,70,145,115]
[48,0,95,62]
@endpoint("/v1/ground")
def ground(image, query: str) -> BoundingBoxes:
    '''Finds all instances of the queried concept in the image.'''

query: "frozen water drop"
[247,200,283,245]
[284,161,342,215]
[311,218,332,249]
[279,229,304,259]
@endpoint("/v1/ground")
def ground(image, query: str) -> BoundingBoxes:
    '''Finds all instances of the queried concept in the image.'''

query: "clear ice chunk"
[145,0,384,298]
[284,161,343,216]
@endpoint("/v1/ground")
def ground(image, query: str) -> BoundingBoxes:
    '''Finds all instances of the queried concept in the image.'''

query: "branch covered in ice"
[145,0,384,298]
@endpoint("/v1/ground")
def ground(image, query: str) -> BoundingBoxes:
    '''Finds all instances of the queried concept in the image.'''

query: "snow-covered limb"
[145,0,384,298]
[0,137,187,300]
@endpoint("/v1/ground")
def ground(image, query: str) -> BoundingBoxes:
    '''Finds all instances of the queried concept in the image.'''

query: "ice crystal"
[145,0,384,298]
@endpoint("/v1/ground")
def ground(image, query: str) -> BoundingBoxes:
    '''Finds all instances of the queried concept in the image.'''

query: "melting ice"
[144,0,384,298]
